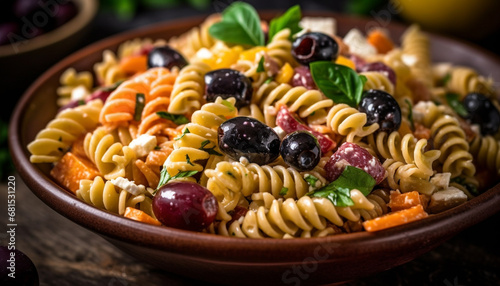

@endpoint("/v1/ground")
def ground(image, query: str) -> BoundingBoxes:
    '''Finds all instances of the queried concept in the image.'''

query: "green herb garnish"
[200,140,223,156]
[310,61,367,108]
[446,93,468,117]
[441,73,451,86]
[134,93,145,121]
[308,166,376,207]
[405,99,415,131]
[175,128,191,141]
[78,100,85,106]
[156,169,199,192]
[264,77,274,84]
[186,154,194,166]
[451,177,480,196]
[257,56,265,73]
[304,174,319,188]
[156,111,189,125]
[154,146,161,150]
[268,5,302,41]
[208,1,264,46]
[280,187,289,196]
[221,99,235,112]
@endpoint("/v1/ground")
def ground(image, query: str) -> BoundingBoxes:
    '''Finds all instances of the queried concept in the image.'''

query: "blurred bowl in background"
[0,0,97,121]
[392,0,500,40]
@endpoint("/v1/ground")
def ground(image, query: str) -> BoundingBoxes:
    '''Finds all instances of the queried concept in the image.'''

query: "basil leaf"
[134,93,145,121]
[308,166,376,207]
[332,166,375,196]
[156,111,189,125]
[257,56,265,73]
[310,61,367,107]
[268,5,302,41]
[405,99,415,131]
[156,169,199,192]
[446,93,468,117]
[310,186,354,207]
[208,1,264,46]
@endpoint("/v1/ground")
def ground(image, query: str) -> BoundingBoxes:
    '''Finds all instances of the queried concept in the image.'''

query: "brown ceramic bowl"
[9,12,500,286]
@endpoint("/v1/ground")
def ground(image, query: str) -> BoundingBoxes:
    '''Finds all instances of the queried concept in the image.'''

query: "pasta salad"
[28,2,500,238]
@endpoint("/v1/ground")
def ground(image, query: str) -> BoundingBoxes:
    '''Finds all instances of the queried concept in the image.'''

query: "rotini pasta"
[28,4,499,237]
[28,100,103,163]
[76,176,146,215]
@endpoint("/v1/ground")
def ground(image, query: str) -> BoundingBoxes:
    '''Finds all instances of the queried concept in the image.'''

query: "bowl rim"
[9,11,500,263]
[0,0,98,57]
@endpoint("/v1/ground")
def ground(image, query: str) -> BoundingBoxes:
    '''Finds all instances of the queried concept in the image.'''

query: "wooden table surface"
[1,174,500,286]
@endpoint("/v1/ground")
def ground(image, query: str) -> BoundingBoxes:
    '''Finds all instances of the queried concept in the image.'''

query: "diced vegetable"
[334,55,356,70]
[119,55,148,75]
[124,207,162,226]
[275,63,294,84]
[362,204,428,232]
[50,152,100,193]
[387,191,425,212]
[367,29,394,54]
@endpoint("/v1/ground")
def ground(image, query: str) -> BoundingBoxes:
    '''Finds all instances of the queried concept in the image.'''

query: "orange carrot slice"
[388,191,423,211]
[50,152,100,193]
[124,207,162,226]
[119,55,148,75]
[363,205,428,232]
[367,29,394,54]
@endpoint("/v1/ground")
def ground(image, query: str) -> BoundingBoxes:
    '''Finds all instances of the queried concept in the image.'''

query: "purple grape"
[53,2,77,27]
[0,246,39,286]
[291,66,316,90]
[0,22,20,46]
[13,0,39,18]
[360,62,397,86]
[153,181,218,231]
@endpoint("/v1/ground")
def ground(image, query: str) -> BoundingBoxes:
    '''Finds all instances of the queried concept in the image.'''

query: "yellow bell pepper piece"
[214,46,243,69]
[335,55,356,70]
[275,63,294,84]
[240,46,268,62]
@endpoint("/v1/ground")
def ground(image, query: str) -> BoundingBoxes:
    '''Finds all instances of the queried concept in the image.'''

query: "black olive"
[205,69,253,108]
[218,117,280,165]
[463,93,500,135]
[291,32,339,66]
[280,131,321,171]
[358,89,401,133]
[147,46,188,70]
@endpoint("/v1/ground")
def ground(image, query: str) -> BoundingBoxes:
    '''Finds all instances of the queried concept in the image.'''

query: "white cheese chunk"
[110,177,147,196]
[343,28,377,58]
[298,17,336,37]
[70,85,90,101]
[129,134,157,158]
[428,187,468,214]
[430,173,451,190]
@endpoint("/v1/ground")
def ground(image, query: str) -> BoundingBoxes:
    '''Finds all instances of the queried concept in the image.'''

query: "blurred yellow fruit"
[391,0,500,39]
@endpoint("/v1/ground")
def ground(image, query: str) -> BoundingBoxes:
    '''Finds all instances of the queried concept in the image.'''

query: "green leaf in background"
[100,0,137,19]
[268,5,302,41]
[209,1,265,46]
[310,61,367,107]
[345,0,387,15]
[186,0,212,10]
[308,166,376,207]
[446,93,468,117]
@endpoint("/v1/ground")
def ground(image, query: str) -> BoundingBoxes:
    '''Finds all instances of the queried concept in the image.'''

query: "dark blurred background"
[1,0,500,285]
